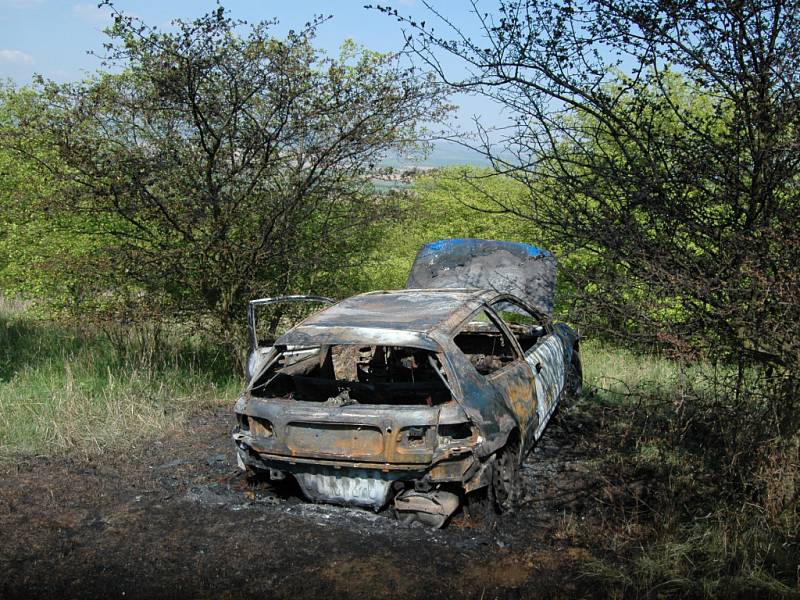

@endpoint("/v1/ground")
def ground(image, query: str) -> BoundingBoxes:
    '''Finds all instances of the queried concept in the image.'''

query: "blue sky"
[0,0,506,136]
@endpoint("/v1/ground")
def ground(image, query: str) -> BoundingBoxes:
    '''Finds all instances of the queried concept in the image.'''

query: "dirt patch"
[0,405,608,599]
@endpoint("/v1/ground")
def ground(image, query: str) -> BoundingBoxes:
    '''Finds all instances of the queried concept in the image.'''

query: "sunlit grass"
[581,339,724,402]
[0,297,242,457]
[0,304,715,456]
[575,339,798,598]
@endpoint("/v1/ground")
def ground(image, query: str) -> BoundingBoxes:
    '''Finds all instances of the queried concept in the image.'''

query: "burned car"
[232,239,581,527]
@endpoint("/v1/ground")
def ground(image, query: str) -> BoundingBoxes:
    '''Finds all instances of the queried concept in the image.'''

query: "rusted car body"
[232,239,581,527]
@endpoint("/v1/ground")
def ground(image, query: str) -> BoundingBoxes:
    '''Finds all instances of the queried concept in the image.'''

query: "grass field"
[0,296,721,457]
[0,298,241,456]
[2,298,797,596]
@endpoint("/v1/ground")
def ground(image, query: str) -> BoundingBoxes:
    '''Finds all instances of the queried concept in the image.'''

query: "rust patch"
[285,423,384,457]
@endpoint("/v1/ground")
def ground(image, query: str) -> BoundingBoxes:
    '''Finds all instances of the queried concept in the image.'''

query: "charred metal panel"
[286,423,385,457]
[294,467,403,509]
[489,360,538,443]
[437,401,470,424]
[238,398,443,465]
[526,334,566,441]
[406,238,557,317]
[431,334,519,457]
[275,325,440,351]
[426,455,473,481]
[277,290,485,335]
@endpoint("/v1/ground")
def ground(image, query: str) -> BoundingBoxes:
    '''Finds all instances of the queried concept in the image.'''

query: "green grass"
[0,297,242,456]
[583,339,681,395]
[576,339,799,598]
[0,306,728,457]
[1,297,796,596]
[0,302,683,458]
[581,338,723,401]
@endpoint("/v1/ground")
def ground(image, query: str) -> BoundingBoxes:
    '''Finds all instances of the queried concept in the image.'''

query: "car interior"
[250,344,453,406]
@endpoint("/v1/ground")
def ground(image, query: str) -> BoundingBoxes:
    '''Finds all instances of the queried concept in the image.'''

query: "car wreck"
[232,239,581,527]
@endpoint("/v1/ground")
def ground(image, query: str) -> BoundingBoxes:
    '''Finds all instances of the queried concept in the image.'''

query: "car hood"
[406,238,557,317]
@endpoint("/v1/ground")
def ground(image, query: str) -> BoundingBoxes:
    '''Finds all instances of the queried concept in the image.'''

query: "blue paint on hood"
[420,238,552,258]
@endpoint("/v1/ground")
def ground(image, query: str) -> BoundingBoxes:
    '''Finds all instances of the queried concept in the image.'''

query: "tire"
[491,437,522,514]
[565,349,583,402]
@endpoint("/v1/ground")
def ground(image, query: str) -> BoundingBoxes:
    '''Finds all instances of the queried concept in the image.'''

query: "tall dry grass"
[0,296,241,457]
[576,339,799,597]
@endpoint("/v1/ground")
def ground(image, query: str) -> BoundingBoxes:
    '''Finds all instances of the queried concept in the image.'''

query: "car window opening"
[491,301,547,352]
[453,310,518,375]
[250,345,452,406]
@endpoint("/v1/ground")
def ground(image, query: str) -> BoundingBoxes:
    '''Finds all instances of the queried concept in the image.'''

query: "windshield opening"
[250,345,452,406]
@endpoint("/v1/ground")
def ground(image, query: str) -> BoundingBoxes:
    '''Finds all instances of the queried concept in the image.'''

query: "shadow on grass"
[0,308,239,386]
[562,367,800,598]
[0,312,75,382]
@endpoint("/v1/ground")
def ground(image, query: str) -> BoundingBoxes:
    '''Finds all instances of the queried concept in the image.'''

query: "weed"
[0,297,242,456]
[577,341,799,597]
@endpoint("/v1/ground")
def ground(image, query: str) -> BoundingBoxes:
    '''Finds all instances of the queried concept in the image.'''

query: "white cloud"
[0,49,34,64]
[72,2,113,26]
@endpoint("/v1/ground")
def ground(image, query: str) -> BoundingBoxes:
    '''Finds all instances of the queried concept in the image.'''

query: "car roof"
[304,289,496,331]
[274,289,501,349]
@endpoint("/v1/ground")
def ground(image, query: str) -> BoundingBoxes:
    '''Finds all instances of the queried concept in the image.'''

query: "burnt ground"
[0,404,609,600]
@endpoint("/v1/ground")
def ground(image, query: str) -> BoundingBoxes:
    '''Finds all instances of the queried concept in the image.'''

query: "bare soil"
[0,405,608,599]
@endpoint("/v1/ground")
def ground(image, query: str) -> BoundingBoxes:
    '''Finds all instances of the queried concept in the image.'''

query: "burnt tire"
[491,438,522,514]
[565,349,583,402]
[465,486,495,524]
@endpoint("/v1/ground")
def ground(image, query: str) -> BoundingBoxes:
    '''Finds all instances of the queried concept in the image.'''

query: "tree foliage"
[383,8,800,576]
[0,86,102,308]
[385,0,800,375]
[1,5,448,343]
[362,166,540,290]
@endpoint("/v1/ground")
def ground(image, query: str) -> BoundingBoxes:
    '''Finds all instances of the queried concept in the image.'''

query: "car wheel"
[565,350,583,401]
[491,438,521,513]
[465,486,495,524]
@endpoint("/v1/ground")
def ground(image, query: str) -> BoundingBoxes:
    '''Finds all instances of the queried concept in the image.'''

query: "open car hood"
[406,238,556,317]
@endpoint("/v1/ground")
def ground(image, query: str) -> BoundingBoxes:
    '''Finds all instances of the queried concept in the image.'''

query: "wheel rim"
[492,441,520,512]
